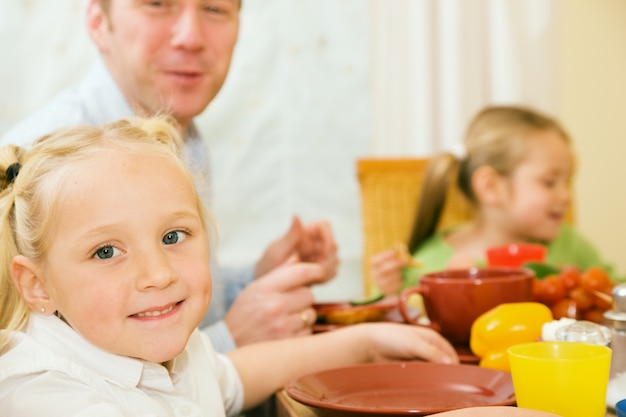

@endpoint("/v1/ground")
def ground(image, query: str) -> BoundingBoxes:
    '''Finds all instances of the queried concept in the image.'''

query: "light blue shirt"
[1,58,255,353]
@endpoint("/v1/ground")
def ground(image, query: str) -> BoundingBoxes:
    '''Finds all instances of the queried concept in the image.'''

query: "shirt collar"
[28,314,145,388]
[79,57,201,145]
[76,57,136,126]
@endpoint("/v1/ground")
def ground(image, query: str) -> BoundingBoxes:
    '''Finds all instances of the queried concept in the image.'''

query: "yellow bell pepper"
[470,302,553,372]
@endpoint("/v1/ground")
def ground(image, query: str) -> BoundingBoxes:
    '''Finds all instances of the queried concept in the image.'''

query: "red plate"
[285,362,515,416]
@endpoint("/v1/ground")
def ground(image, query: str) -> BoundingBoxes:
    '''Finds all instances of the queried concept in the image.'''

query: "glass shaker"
[605,283,626,379]
[554,320,611,346]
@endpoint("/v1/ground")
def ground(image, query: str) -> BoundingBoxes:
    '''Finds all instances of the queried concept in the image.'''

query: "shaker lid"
[612,283,626,312]
[555,320,612,345]
[605,283,626,324]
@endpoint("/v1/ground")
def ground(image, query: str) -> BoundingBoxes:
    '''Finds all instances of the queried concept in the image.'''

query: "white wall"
[559,0,626,279]
[0,0,95,133]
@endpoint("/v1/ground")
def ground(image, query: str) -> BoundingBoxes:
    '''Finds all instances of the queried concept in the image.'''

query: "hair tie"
[6,162,21,184]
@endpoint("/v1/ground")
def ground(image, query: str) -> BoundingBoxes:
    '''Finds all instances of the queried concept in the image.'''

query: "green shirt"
[401,224,618,290]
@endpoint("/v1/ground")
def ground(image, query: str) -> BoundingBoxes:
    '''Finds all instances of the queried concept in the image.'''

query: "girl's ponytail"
[407,153,459,253]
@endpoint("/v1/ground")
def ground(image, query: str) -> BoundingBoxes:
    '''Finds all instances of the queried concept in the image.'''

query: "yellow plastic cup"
[508,341,611,417]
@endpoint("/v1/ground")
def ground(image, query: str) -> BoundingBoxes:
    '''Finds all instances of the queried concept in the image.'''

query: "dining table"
[271,389,618,417]
[244,297,619,417]
[276,389,331,417]
[244,353,619,417]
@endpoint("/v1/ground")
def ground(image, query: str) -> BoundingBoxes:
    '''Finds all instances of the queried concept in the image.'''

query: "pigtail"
[407,153,459,253]
[0,145,30,351]
[456,155,475,202]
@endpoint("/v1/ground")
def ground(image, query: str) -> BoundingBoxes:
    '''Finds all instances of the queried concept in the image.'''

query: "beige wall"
[559,0,626,277]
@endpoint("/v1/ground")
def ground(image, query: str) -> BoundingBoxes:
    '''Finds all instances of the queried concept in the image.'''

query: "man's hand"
[255,216,338,282]
[225,257,327,346]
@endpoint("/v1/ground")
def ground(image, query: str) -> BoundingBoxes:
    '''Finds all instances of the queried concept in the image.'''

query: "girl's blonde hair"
[408,105,571,253]
[0,116,212,352]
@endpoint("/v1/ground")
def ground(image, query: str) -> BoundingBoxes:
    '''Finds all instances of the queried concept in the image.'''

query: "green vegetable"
[523,262,561,279]
[349,294,384,306]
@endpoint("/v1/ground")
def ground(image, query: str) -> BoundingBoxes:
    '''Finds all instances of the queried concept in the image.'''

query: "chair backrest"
[356,157,575,296]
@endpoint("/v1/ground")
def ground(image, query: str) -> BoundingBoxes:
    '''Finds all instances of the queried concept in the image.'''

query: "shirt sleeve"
[194,332,244,417]
[219,265,256,309]
[198,262,256,353]
[216,354,245,417]
[547,225,622,281]
[403,232,457,288]
[201,320,237,353]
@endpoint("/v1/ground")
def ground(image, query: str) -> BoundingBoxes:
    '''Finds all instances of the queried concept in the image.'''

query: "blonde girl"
[0,116,462,416]
[372,105,614,296]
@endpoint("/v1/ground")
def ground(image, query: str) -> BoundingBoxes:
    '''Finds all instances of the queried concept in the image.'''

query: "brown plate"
[454,345,480,365]
[285,362,515,416]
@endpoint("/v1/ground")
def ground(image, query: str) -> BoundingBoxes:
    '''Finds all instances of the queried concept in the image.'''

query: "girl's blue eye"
[94,245,119,260]
[163,231,187,245]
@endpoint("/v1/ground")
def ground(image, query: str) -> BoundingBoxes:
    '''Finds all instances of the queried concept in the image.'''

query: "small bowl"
[486,243,547,267]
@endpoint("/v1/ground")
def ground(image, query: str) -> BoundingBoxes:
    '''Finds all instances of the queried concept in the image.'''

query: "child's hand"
[356,322,459,364]
[446,251,477,269]
[370,249,405,295]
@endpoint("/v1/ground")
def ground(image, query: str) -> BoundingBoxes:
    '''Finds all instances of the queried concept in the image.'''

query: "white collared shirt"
[0,314,244,417]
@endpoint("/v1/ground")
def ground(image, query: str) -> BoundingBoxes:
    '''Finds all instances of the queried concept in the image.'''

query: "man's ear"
[471,165,506,206]
[86,0,110,53]
[10,255,57,314]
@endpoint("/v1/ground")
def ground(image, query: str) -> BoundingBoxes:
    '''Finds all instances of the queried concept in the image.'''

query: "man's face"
[90,0,240,129]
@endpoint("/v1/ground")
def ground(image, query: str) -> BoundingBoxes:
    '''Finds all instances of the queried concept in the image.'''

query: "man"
[1,0,339,353]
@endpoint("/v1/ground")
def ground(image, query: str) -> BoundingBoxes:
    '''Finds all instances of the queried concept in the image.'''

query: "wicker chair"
[356,158,473,296]
[356,157,575,296]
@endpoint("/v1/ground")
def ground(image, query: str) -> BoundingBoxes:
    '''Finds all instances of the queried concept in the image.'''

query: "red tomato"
[583,308,608,324]
[551,298,580,320]
[592,286,614,311]
[531,279,544,302]
[581,267,611,292]
[536,275,567,305]
[569,287,594,311]
[559,266,582,290]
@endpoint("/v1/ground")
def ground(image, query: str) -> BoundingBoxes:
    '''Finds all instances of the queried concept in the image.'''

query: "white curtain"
[369,0,560,157]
